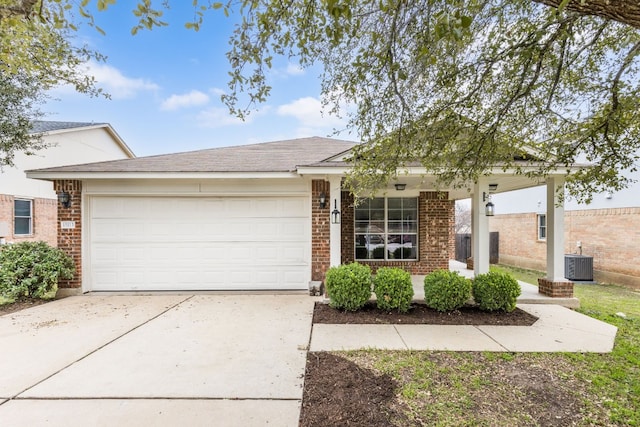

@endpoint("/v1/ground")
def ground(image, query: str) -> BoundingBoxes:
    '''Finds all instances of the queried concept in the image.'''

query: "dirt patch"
[0,298,50,316]
[301,351,595,427]
[313,301,538,326]
[299,352,411,427]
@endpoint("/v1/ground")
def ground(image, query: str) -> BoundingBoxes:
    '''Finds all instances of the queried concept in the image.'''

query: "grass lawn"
[335,266,640,426]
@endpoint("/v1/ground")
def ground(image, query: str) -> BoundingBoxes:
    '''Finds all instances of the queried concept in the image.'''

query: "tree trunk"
[536,0,640,28]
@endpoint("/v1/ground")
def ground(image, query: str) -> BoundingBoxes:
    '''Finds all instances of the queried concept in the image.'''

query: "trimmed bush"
[423,270,472,312]
[373,267,414,313]
[0,241,75,300]
[325,262,372,311]
[472,271,521,312]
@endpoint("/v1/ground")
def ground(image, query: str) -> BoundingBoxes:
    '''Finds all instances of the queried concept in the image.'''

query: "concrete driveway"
[0,294,315,426]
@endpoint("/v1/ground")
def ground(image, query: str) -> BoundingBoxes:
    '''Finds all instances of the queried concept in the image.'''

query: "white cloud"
[84,61,159,99]
[285,63,305,76]
[276,97,345,129]
[160,90,210,111]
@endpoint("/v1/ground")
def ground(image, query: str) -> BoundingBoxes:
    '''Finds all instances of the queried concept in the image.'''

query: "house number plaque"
[61,221,76,229]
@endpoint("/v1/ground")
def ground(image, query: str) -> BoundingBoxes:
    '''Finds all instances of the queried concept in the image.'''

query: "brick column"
[311,180,331,282]
[538,278,574,297]
[423,192,454,272]
[54,180,82,289]
[341,191,355,265]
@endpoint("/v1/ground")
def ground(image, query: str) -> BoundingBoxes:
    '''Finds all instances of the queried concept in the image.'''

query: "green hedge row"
[325,263,521,313]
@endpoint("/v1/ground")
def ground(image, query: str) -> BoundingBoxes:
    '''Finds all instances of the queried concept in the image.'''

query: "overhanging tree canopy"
[2,1,639,202]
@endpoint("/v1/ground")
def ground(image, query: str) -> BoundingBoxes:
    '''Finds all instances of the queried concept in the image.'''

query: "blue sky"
[45,3,355,157]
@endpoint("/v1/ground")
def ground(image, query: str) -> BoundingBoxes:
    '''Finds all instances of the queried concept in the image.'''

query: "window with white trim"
[14,199,33,235]
[537,214,546,241]
[355,197,418,260]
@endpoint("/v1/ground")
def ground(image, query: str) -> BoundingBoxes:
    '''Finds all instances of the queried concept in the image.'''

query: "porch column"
[329,176,342,267]
[538,176,574,297]
[472,179,490,275]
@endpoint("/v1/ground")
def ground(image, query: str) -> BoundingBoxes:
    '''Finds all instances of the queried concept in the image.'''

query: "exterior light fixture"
[331,199,341,224]
[57,191,71,208]
[483,192,494,217]
[394,183,406,191]
[319,192,327,209]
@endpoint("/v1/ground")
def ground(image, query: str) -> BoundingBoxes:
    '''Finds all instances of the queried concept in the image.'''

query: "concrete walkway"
[310,303,618,353]
[0,295,315,427]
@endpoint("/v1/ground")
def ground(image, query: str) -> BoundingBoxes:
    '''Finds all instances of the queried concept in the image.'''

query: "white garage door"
[88,196,310,291]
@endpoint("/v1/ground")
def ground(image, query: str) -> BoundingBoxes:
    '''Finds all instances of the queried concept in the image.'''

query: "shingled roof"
[30,137,357,174]
[30,121,107,134]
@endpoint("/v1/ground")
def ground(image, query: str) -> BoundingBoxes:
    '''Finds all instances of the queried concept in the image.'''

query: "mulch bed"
[312,301,538,326]
[0,298,50,316]
[300,352,411,427]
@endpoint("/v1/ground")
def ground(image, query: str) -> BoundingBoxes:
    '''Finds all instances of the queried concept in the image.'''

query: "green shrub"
[325,262,372,311]
[373,267,414,313]
[423,270,472,312]
[0,241,75,300]
[472,271,521,312]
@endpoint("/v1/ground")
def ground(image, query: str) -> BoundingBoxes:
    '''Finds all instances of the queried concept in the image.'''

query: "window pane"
[370,198,384,209]
[388,221,402,233]
[388,198,401,209]
[388,209,402,220]
[403,198,418,209]
[355,235,368,259]
[15,217,31,235]
[370,209,384,221]
[14,200,31,217]
[355,209,370,221]
[355,221,370,233]
[403,222,418,233]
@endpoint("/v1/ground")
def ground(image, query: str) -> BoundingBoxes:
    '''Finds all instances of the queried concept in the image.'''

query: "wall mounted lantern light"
[483,192,495,217]
[319,192,327,209]
[331,199,341,224]
[394,183,406,191]
[57,191,71,208]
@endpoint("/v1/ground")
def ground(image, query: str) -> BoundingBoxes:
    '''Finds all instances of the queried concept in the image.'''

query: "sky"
[45,3,356,157]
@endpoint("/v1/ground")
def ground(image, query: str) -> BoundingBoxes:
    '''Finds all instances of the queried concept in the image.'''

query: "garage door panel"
[89,196,310,291]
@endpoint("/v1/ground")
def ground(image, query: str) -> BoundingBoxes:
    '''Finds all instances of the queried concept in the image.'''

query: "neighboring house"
[489,167,640,289]
[27,137,577,297]
[0,121,135,246]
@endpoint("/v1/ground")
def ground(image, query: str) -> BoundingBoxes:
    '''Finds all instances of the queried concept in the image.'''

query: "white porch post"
[546,176,566,281]
[329,176,342,267]
[472,179,490,275]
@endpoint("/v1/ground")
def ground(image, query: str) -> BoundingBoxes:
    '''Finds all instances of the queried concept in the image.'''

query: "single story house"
[27,136,577,298]
[0,121,134,247]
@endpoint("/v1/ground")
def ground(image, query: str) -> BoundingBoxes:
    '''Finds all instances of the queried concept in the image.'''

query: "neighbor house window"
[14,199,33,235]
[537,214,546,241]
[355,197,418,260]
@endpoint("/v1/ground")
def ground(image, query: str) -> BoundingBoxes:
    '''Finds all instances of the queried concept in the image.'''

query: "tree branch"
[535,0,640,28]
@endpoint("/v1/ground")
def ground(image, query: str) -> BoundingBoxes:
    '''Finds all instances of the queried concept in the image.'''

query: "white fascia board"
[25,171,301,180]
[296,166,350,175]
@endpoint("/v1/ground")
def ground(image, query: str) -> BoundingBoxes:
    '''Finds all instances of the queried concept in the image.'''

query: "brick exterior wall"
[311,180,331,282]
[54,180,83,289]
[340,190,454,274]
[491,208,640,289]
[0,194,57,246]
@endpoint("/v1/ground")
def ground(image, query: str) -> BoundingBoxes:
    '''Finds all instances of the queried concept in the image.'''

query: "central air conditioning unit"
[564,254,594,281]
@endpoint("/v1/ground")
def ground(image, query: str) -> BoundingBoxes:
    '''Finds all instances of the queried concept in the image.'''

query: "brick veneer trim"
[311,180,331,282]
[54,180,82,289]
[538,278,574,297]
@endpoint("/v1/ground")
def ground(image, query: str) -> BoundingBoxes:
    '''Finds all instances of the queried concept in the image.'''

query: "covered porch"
[410,260,580,308]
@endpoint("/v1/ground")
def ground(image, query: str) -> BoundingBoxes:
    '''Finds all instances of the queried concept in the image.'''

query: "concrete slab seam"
[473,326,511,352]
[8,295,195,401]
[392,325,410,350]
